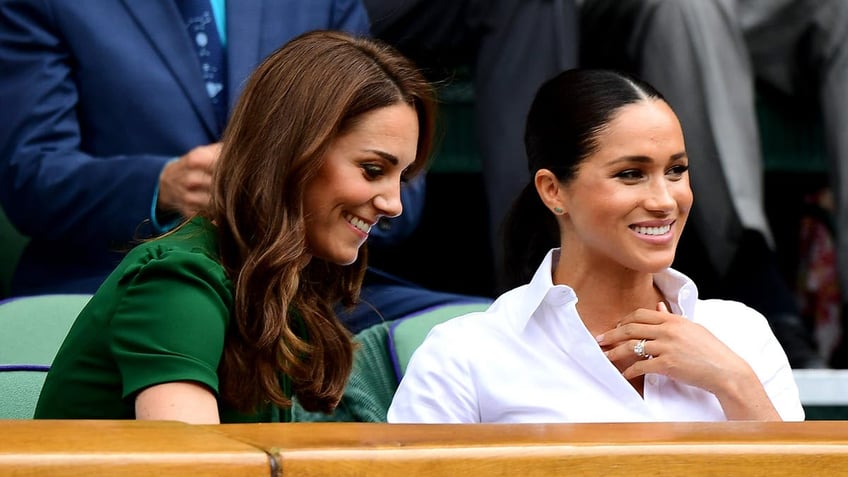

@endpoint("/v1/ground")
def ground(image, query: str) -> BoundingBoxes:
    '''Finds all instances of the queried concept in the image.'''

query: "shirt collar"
[652,266,699,319]
[501,248,700,332]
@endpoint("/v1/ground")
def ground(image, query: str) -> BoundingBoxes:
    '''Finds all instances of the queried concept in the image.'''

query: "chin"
[646,257,676,273]
[328,249,360,266]
[626,253,675,274]
[339,257,358,266]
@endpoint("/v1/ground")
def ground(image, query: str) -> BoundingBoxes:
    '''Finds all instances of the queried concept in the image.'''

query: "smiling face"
[302,102,419,265]
[557,99,692,274]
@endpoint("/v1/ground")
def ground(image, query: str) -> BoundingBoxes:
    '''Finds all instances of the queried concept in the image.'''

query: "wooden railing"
[0,420,269,476]
[3,420,848,476]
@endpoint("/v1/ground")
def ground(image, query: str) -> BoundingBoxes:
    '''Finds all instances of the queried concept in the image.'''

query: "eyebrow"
[364,149,399,166]
[604,151,688,166]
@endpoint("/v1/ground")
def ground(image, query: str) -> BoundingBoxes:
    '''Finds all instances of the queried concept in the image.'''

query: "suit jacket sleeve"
[0,1,178,248]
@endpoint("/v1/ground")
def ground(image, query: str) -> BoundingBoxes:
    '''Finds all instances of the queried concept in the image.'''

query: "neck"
[552,254,664,336]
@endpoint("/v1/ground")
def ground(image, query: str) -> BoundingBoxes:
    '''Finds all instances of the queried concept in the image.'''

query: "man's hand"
[157,143,222,218]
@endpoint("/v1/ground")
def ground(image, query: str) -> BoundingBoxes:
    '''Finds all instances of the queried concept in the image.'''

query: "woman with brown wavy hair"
[35,30,435,423]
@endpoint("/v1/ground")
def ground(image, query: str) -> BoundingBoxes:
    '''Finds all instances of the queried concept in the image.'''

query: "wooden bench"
[0,420,269,476]
[3,420,847,476]
[212,421,848,476]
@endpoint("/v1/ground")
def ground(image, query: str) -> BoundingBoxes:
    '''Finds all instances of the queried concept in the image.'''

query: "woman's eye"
[667,164,689,179]
[615,169,644,181]
[362,164,384,179]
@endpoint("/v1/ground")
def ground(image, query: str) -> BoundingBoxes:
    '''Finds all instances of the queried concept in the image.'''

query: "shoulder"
[693,298,772,335]
[126,220,223,269]
[114,222,233,307]
[692,298,778,356]
[693,298,769,327]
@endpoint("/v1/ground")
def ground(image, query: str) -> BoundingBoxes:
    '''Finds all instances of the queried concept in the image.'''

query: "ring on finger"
[633,339,653,359]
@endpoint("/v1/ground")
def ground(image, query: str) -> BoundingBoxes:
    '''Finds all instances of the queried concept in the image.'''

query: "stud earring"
[553,207,564,215]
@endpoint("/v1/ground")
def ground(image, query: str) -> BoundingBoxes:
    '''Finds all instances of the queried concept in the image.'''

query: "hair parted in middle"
[207,30,436,414]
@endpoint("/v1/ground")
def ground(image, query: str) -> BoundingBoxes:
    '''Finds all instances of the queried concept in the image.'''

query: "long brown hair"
[208,30,435,413]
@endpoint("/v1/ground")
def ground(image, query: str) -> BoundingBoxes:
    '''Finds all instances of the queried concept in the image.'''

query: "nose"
[373,183,403,218]
[645,177,676,213]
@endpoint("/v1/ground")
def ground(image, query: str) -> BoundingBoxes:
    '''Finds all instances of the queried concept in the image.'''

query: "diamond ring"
[633,339,652,359]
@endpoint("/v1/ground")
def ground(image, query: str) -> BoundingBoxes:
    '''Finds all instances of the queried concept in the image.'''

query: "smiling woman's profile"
[34,30,436,424]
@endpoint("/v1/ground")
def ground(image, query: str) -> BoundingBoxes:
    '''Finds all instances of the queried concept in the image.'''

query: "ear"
[534,169,566,215]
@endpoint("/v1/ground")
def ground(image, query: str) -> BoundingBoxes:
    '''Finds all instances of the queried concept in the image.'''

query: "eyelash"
[667,164,689,178]
[615,169,644,181]
[361,163,384,179]
[614,164,689,181]
[362,163,412,184]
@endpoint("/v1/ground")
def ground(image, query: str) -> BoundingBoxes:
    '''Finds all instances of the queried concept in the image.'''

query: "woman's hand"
[595,302,781,420]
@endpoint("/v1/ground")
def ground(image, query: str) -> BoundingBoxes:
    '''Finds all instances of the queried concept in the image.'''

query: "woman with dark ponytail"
[390,68,803,424]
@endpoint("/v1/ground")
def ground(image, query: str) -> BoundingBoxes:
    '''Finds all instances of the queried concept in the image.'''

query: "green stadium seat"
[0,294,91,419]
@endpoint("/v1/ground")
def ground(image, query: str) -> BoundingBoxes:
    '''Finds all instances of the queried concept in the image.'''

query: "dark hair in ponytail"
[502,68,665,288]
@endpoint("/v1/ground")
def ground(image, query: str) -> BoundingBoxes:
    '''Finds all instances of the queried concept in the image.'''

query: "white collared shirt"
[388,249,804,423]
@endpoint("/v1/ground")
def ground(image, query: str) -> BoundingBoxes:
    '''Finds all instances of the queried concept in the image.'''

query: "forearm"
[2,151,173,245]
[714,366,782,421]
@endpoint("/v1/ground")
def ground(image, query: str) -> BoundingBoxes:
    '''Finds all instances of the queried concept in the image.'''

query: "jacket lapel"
[120,0,219,137]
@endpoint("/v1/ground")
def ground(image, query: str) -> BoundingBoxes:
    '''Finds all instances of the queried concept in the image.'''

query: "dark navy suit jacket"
[0,0,385,294]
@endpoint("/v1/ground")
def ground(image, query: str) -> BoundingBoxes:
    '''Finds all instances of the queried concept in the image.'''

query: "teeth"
[346,214,371,234]
[632,224,670,236]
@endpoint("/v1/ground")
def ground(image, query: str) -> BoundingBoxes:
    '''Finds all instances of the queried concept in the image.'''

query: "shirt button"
[647,375,658,386]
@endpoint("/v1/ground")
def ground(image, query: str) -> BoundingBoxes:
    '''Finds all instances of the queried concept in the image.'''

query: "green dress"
[34,217,291,422]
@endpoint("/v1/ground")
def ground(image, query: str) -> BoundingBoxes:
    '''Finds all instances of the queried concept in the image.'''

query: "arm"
[111,246,233,423]
[135,382,220,424]
[0,2,199,246]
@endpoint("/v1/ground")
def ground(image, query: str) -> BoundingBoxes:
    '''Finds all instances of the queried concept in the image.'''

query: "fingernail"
[595,334,604,343]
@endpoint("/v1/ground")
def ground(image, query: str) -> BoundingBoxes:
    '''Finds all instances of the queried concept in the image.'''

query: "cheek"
[301,195,327,230]
[674,183,694,214]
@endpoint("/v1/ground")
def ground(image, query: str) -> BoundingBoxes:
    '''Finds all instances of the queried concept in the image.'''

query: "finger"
[657,301,670,313]
[596,321,657,346]
[183,191,211,211]
[605,339,653,365]
[617,307,667,327]
[621,359,652,380]
[603,342,640,371]
[184,170,214,191]
[186,152,218,172]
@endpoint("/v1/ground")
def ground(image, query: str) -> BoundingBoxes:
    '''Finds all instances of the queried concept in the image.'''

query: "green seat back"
[0,294,92,419]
